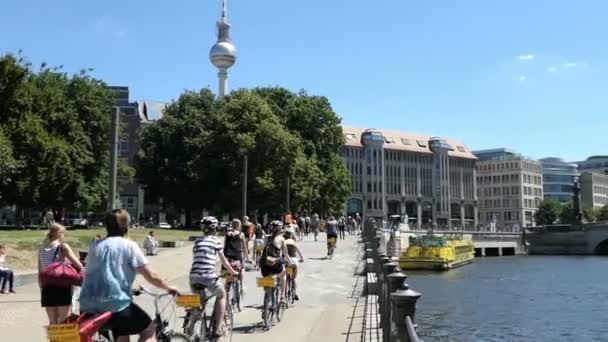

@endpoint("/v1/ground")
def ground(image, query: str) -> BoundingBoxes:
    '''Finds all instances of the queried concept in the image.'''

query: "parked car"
[158,222,172,229]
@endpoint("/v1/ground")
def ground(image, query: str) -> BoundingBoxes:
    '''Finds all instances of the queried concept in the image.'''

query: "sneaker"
[9,289,16,294]
[294,294,299,301]
[1,290,7,294]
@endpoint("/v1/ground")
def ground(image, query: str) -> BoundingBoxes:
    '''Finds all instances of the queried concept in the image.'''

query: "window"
[457,146,466,152]
[367,200,372,209]
[384,136,395,143]
[121,196,136,209]
[416,140,427,147]
[119,141,129,154]
[345,133,356,141]
[401,138,411,145]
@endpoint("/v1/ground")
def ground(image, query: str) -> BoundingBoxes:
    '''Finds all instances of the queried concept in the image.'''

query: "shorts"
[190,275,223,298]
[109,302,152,338]
[261,261,285,277]
[227,259,242,272]
[255,239,265,247]
[288,257,299,268]
[41,286,72,307]
[327,233,338,240]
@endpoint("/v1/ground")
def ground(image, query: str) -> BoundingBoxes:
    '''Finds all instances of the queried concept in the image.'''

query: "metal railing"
[363,220,423,342]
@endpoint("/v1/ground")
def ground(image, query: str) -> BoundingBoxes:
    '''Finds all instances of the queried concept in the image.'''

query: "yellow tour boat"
[399,235,475,270]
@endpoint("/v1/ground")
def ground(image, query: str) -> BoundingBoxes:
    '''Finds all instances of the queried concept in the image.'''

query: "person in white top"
[0,245,15,294]
[143,231,158,256]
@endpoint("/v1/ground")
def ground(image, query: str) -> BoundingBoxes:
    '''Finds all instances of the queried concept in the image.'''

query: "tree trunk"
[185,209,192,229]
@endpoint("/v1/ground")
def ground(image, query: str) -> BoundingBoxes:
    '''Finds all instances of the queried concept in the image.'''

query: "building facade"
[540,157,579,204]
[578,156,608,175]
[342,126,478,230]
[580,171,608,209]
[474,149,543,230]
[108,86,166,222]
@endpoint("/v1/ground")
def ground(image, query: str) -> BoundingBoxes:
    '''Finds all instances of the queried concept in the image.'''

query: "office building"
[578,156,608,175]
[342,126,478,230]
[580,171,608,209]
[474,149,543,230]
[539,157,579,204]
[108,86,166,222]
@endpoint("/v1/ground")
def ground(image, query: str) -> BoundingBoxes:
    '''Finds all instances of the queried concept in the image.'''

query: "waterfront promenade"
[0,234,369,341]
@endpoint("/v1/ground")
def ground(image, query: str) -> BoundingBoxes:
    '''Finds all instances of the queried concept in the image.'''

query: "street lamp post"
[108,106,119,211]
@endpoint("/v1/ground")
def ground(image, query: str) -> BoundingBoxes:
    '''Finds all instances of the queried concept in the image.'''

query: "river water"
[407,255,608,342]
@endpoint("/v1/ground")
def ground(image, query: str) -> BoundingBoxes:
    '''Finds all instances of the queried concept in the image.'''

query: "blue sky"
[1,0,606,162]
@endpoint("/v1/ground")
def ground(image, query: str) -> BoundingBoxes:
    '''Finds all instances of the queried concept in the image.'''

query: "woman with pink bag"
[38,223,83,324]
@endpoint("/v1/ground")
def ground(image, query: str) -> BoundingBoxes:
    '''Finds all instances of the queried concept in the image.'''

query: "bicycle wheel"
[233,281,241,312]
[184,309,205,342]
[263,289,272,330]
[166,332,192,342]
[223,300,234,342]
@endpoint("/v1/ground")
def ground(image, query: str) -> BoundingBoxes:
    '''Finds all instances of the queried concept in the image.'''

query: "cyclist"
[79,209,178,342]
[253,219,267,264]
[223,219,250,293]
[311,213,321,241]
[325,216,339,257]
[283,230,304,301]
[190,217,238,339]
[260,220,290,304]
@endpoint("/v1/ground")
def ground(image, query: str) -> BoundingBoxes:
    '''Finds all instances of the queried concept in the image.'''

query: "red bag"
[41,244,84,287]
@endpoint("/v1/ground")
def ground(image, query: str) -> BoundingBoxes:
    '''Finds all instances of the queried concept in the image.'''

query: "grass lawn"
[0,228,198,272]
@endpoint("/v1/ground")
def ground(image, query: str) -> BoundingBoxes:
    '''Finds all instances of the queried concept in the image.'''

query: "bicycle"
[285,265,296,305]
[182,284,233,342]
[61,286,189,342]
[327,237,337,259]
[257,274,285,330]
[222,267,242,313]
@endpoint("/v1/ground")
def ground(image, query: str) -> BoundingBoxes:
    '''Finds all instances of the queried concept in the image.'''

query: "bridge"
[526,222,608,255]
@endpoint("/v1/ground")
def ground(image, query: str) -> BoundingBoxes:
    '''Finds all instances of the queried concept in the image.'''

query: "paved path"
[0,234,365,341]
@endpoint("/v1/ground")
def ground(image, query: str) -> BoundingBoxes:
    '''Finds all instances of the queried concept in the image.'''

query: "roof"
[342,125,477,160]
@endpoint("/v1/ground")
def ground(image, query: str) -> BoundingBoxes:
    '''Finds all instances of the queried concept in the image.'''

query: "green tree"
[559,202,578,224]
[0,54,112,213]
[598,205,608,221]
[135,89,217,227]
[252,87,350,214]
[534,199,562,225]
[583,207,598,223]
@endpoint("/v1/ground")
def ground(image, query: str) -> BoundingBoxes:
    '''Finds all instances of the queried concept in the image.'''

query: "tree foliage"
[0,54,112,211]
[534,199,562,225]
[136,87,350,221]
[598,205,608,222]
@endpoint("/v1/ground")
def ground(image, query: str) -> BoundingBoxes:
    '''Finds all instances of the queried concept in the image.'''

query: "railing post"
[386,272,408,342]
[390,281,422,342]
[381,263,399,342]
[376,256,390,316]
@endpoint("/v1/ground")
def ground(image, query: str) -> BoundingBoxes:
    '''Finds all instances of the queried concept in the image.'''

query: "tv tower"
[210,0,237,98]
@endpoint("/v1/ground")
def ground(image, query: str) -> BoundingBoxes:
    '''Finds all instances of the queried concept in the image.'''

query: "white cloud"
[564,62,578,68]
[547,66,558,72]
[517,54,535,61]
[519,75,527,82]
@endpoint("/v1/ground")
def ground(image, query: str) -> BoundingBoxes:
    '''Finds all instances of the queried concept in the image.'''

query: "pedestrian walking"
[0,245,16,294]
[311,213,321,241]
[39,223,83,324]
[338,215,346,240]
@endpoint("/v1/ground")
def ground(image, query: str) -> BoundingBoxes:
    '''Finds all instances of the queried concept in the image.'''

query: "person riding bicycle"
[260,220,291,304]
[189,216,238,339]
[283,230,304,301]
[79,209,178,342]
[325,216,339,256]
[223,219,250,293]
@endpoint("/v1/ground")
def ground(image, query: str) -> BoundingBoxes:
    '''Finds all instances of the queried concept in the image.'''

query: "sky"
[1,0,606,162]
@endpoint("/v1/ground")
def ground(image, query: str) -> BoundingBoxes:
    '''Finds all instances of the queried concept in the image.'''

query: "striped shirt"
[190,236,222,278]
[40,242,62,268]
